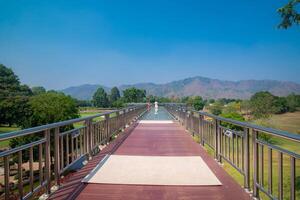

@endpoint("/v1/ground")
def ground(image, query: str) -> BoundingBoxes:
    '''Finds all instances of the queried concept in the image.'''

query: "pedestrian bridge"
[0,104,299,200]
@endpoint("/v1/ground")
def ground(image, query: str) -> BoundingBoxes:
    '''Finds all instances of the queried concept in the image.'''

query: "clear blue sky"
[0,0,299,89]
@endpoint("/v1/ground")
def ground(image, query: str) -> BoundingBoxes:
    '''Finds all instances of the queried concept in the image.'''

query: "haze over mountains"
[61,76,300,100]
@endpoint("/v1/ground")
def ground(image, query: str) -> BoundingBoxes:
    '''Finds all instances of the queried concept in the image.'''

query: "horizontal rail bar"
[0,106,141,141]
[167,103,300,142]
[0,138,46,157]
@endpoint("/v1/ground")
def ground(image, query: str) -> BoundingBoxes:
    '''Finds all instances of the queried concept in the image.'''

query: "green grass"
[0,126,20,148]
[192,111,300,200]
[254,111,300,134]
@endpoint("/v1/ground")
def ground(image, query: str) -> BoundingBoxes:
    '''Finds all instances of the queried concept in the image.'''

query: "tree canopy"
[278,0,300,29]
[123,87,146,103]
[31,86,46,95]
[0,64,32,126]
[110,87,121,103]
[92,87,109,107]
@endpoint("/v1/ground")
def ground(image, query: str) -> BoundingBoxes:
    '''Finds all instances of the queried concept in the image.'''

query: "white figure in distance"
[154,101,158,115]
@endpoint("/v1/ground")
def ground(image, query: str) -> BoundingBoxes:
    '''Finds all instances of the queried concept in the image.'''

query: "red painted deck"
[50,122,250,200]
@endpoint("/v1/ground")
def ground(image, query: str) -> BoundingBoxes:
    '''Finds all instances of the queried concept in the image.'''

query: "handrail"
[166,103,300,142]
[164,103,299,200]
[0,104,147,200]
[0,106,138,141]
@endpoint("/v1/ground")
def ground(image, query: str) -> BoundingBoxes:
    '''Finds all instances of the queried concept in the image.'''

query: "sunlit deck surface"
[49,120,250,200]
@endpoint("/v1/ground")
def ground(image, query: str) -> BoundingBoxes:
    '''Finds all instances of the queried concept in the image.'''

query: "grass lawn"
[254,111,300,134]
[192,111,300,200]
[0,126,20,149]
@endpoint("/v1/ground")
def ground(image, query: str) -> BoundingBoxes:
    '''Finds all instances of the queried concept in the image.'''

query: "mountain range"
[61,76,300,100]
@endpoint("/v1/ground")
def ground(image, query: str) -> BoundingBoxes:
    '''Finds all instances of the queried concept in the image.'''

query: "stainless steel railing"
[165,103,300,200]
[0,105,147,200]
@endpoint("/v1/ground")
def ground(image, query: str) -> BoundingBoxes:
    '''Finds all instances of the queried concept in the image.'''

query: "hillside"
[61,76,300,100]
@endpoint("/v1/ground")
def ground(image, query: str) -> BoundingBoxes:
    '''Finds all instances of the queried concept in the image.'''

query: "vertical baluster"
[54,127,60,186]
[244,127,250,190]
[268,148,273,195]
[80,133,83,155]
[18,151,23,198]
[278,152,283,200]
[232,133,235,164]
[66,134,70,165]
[260,144,264,187]
[253,130,259,198]
[39,144,43,184]
[71,136,74,162]
[237,135,240,168]
[45,129,51,194]
[29,146,34,192]
[60,136,64,170]
[290,156,295,200]
[4,156,9,200]
[216,120,221,161]
[228,134,231,161]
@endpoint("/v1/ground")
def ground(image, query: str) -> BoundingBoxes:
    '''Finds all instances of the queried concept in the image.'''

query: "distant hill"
[61,84,110,100]
[61,76,300,100]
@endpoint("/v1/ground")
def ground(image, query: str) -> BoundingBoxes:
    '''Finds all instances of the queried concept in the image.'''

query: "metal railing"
[0,105,146,200]
[165,103,300,200]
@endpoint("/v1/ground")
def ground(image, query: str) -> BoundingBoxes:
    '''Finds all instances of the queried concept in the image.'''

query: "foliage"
[74,99,92,107]
[220,112,245,131]
[187,96,205,111]
[278,0,300,29]
[250,91,276,119]
[223,102,241,114]
[110,87,121,103]
[21,92,79,128]
[240,100,251,114]
[0,64,32,126]
[111,99,125,108]
[286,93,300,112]
[9,92,79,162]
[123,87,146,103]
[31,86,46,95]
[273,96,289,114]
[92,87,109,107]
[208,101,223,115]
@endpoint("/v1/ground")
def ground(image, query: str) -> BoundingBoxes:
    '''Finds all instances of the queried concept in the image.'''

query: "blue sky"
[0,0,299,89]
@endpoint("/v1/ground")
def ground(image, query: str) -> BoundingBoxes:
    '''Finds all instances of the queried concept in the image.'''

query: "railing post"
[215,119,219,160]
[44,129,51,195]
[4,156,9,200]
[85,119,91,156]
[252,130,259,198]
[116,111,120,131]
[54,127,60,186]
[199,115,204,146]
[105,113,110,143]
[243,127,250,190]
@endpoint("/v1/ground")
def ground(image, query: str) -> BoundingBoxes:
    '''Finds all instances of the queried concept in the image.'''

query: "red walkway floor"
[49,121,250,200]
[70,122,250,200]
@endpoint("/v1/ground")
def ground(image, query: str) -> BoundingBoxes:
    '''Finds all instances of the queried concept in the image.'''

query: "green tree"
[208,101,223,115]
[286,93,300,112]
[111,98,125,108]
[220,112,245,131]
[123,87,146,103]
[250,91,275,119]
[31,86,46,95]
[10,92,79,162]
[92,87,109,107]
[187,96,205,111]
[21,92,79,128]
[110,87,121,103]
[273,96,289,114]
[0,64,32,126]
[278,0,300,29]
[223,102,241,114]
